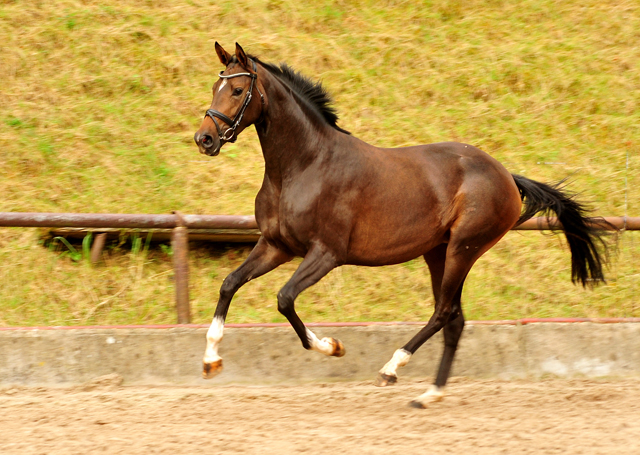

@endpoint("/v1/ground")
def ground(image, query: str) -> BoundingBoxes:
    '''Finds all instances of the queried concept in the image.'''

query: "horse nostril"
[201,134,214,147]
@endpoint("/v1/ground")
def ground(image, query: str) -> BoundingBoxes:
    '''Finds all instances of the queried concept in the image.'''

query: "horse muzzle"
[194,132,222,156]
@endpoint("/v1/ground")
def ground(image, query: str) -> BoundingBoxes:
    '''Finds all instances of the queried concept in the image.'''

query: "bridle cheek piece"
[205,59,263,144]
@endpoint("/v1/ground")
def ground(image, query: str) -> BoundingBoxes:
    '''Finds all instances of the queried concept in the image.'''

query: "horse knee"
[219,274,241,300]
[277,289,294,315]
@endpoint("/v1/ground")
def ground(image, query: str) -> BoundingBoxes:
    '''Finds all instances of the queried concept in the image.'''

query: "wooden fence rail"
[1,213,637,324]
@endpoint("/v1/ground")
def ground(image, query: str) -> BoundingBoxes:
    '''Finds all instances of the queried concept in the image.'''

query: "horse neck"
[255,72,337,186]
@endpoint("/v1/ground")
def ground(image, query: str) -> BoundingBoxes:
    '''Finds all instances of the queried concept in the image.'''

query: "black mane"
[241,55,350,135]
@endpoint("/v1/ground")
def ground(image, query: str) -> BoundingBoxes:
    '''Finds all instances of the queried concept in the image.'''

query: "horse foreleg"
[277,244,346,358]
[203,238,292,379]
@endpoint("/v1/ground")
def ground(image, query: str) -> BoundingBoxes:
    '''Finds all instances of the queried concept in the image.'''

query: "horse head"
[194,42,266,156]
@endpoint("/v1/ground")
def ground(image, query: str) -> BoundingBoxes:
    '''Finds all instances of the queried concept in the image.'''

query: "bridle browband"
[205,59,264,143]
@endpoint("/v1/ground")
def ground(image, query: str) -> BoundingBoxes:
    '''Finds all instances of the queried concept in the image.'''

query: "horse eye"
[232,88,243,96]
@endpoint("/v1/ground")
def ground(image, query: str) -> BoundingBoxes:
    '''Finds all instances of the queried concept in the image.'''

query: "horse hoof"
[409,396,442,408]
[329,337,346,357]
[374,373,397,387]
[202,359,223,379]
[409,387,445,407]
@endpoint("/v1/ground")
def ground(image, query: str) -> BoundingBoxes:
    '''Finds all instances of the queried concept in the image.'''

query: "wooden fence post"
[90,233,107,265]
[172,212,191,324]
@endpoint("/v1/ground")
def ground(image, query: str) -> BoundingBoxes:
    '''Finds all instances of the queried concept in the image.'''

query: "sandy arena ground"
[0,376,639,454]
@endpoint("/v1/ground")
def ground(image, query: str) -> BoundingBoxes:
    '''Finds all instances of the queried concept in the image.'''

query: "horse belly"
[346,218,444,266]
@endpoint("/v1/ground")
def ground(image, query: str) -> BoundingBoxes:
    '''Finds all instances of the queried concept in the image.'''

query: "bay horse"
[194,43,607,408]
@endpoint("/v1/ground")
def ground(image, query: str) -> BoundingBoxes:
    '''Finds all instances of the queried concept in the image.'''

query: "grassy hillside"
[0,0,639,326]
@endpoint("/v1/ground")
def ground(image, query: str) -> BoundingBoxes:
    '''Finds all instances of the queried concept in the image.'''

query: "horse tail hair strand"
[511,174,610,287]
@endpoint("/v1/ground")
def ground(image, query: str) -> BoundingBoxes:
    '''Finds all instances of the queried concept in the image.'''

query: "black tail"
[512,174,609,287]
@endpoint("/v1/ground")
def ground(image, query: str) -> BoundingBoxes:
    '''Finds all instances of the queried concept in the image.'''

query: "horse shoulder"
[254,176,281,241]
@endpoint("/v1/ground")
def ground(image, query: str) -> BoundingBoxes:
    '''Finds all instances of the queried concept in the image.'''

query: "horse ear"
[235,42,251,71]
[215,42,232,66]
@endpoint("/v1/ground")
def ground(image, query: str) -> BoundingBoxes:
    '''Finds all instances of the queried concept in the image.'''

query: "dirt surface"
[1,377,639,454]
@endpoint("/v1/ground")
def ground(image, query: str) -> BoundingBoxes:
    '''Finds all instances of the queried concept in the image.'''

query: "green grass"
[0,0,639,326]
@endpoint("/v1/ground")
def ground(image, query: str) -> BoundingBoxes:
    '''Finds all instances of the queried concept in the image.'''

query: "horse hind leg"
[405,225,509,407]
[375,242,475,409]
[375,348,411,386]
[374,243,448,387]
[374,286,465,394]
[402,257,468,408]
[410,308,464,408]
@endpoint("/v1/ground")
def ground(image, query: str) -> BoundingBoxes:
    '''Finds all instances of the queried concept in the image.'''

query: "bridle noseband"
[205,59,263,143]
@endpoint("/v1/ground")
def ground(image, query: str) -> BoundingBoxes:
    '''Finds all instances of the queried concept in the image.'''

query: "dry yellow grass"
[0,0,638,326]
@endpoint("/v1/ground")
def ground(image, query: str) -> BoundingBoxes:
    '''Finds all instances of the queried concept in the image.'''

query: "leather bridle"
[205,59,263,143]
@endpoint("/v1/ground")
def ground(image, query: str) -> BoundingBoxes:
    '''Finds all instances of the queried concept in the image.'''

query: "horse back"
[255,139,520,264]
[338,140,521,265]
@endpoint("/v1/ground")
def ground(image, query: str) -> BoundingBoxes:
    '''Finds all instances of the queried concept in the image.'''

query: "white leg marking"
[379,349,412,377]
[203,316,224,364]
[218,79,228,92]
[306,328,338,356]
[413,385,445,407]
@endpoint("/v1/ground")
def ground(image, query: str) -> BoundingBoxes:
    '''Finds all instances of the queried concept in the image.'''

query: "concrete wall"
[1,323,639,385]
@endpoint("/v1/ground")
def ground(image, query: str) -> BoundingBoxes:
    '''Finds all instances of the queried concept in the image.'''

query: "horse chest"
[255,186,320,255]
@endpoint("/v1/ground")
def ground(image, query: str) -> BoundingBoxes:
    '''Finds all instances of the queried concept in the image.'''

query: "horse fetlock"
[202,359,223,379]
[203,316,225,379]
[305,329,346,357]
[376,348,411,386]
[323,337,346,357]
[409,385,445,409]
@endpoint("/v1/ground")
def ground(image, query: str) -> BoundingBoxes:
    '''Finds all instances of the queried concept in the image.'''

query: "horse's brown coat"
[194,43,606,395]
